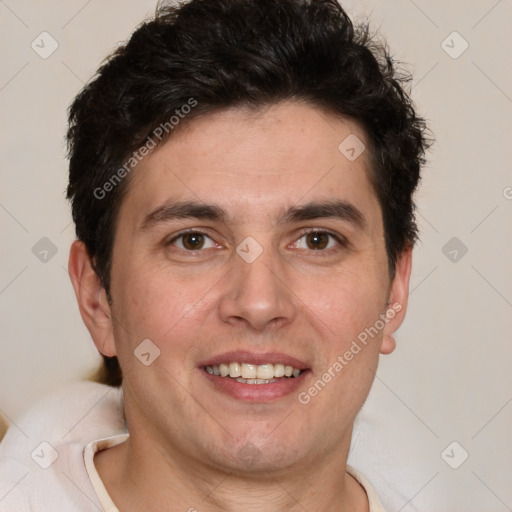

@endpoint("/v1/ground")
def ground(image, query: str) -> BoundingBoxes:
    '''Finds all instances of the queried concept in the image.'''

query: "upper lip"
[198,351,309,370]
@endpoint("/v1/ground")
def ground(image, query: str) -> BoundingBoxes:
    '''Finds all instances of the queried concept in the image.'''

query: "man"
[0,0,429,510]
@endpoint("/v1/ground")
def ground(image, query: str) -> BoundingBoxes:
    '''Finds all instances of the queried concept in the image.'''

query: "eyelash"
[292,228,349,252]
[167,229,218,251]
[166,228,348,253]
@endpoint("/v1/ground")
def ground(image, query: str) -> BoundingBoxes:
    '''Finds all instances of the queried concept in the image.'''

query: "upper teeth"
[205,363,302,379]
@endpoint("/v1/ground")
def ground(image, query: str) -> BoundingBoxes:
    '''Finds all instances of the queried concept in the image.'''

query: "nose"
[218,250,296,331]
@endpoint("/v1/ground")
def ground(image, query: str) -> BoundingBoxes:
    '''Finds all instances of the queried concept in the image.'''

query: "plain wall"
[1,1,511,510]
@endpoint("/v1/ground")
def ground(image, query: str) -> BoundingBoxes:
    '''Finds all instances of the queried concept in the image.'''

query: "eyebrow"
[281,200,366,230]
[141,199,366,231]
[141,201,225,230]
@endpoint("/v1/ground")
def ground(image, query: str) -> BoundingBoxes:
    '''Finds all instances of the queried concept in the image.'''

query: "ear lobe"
[380,246,413,355]
[68,240,117,357]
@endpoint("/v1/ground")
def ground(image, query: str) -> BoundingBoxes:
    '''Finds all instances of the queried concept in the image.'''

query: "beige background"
[1,1,511,510]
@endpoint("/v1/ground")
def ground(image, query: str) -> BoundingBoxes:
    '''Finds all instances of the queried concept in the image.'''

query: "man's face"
[101,102,408,472]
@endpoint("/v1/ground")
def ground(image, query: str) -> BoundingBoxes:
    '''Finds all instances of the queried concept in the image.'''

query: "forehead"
[119,101,380,228]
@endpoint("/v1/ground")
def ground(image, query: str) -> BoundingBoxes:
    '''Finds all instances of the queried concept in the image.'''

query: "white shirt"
[0,382,387,511]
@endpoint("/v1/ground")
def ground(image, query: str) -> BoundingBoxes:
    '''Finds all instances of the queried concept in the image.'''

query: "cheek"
[110,259,224,367]
[296,270,386,420]
[297,263,388,345]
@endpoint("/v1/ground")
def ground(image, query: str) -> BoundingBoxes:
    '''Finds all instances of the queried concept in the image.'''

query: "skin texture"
[69,101,412,511]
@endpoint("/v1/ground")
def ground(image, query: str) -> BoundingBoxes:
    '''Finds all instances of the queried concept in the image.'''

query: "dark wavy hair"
[67,0,430,387]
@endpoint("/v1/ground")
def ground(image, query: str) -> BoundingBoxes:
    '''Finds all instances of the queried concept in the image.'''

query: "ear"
[68,240,116,357]
[380,246,413,355]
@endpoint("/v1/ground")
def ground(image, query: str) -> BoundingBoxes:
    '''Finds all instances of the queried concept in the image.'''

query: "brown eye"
[291,230,342,252]
[181,232,205,250]
[168,231,218,252]
[305,231,329,250]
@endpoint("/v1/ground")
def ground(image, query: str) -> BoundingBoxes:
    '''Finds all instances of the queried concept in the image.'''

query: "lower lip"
[201,369,309,402]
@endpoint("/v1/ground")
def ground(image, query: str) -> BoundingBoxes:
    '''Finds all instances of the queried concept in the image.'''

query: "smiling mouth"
[204,362,304,384]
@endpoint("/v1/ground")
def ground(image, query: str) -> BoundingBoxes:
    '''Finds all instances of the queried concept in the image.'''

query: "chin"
[209,431,307,474]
